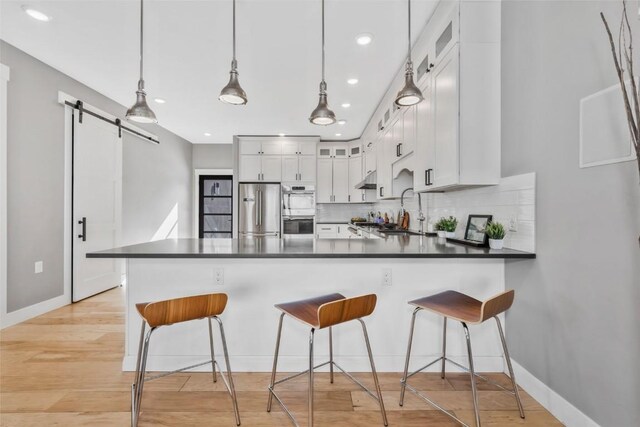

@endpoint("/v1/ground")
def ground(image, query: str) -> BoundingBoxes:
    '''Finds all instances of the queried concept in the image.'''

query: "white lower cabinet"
[316,223,352,239]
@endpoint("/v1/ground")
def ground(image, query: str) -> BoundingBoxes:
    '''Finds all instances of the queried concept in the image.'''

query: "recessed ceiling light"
[335,133,342,137]
[338,120,347,125]
[341,103,351,108]
[22,5,51,22]
[154,98,166,104]
[278,133,285,137]
[355,33,373,46]
[347,78,359,85]
[204,132,211,137]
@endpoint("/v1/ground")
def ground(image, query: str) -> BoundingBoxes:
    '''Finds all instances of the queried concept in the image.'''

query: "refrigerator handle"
[255,190,261,226]
[258,190,263,226]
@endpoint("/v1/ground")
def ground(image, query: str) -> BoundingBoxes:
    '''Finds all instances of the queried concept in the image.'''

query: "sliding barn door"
[72,112,122,302]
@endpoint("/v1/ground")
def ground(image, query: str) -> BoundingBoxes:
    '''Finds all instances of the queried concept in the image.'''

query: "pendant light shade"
[309,0,336,126]
[126,0,157,123]
[219,0,247,105]
[310,81,336,125]
[395,0,423,107]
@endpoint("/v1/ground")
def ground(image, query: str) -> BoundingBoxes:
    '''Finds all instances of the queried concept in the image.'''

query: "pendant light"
[394,0,423,107]
[219,0,248,105]
[126,0,157,124]
[309,0,336,126]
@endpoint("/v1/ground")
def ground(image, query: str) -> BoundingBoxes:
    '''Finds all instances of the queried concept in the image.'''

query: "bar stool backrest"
[142,293,228,327]
[480,290,515,322]
[317,294,377,329]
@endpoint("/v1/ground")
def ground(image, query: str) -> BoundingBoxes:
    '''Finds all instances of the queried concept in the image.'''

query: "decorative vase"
[437,230,446,238]
[445,231,455,238]
[489,239,504,250]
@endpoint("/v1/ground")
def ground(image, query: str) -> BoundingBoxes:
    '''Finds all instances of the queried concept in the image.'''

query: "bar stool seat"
[267,293,388,427]
[409,290,492,324]
[400,290,524,427]
[131,293,240,426]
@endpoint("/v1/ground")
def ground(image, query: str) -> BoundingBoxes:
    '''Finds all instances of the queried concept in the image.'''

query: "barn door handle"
[78,217,87,241]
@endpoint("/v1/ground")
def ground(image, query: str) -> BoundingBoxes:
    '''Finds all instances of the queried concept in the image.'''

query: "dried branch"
[622,1,640,148]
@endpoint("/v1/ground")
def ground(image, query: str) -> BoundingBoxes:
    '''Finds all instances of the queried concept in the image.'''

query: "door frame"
[193,168,233,238]
[59,91,156,303]
[0,64,9,325]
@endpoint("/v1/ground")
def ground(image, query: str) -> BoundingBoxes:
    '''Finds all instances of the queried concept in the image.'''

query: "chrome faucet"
[400,187,426,234]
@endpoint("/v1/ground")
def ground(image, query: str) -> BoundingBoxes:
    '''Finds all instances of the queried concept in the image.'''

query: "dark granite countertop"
[87,237,535,259]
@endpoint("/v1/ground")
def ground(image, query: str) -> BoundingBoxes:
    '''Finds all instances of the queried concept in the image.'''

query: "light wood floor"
[0,288,563,426]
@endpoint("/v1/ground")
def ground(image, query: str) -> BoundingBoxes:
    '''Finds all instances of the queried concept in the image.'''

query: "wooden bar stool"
[131,293,241,426]
[266,293,388,427]
[399,290,525,427]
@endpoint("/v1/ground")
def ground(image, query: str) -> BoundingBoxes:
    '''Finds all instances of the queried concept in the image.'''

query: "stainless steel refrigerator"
[239,183,281,238]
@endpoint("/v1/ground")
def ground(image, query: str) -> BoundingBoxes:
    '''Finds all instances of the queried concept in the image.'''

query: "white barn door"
[72,112,122,302]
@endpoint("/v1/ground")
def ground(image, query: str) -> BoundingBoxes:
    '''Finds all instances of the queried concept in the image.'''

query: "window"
[199,175,233,238]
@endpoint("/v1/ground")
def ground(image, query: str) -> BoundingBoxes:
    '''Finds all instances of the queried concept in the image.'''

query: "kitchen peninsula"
[90,236,534,374]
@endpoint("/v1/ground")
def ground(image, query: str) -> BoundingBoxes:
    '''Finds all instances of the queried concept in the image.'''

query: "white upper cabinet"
[363,140,377,176]
[316,158,333,203]
[316,143,352,204]
[238,137,318,183]
[332,158,349,203]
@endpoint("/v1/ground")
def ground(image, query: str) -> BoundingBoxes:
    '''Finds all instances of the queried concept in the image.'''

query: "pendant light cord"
[407,0,412,64]
[232,0,237,66]
[138,0,144,88]
[320,0,326,92]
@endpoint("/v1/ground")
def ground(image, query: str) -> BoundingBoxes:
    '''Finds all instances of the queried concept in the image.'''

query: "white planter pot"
[445,231,456,238]
[489,239,504,250]
[437,230,446,238]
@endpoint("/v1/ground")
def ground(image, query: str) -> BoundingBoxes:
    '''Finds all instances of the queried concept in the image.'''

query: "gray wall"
[502,2,640,426]
[1,41,193,312]
[192,143,233,169]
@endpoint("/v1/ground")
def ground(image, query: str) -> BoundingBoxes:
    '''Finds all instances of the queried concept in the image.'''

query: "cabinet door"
[261,141,283,156]
[318,146,333,158]
[239,155,262,181]
[316,224,337,238]
[261,156,282,181]
[281,141,298,155]
[364,141,377,176]
[299,155,316,182]
[299,143,316,156]
[377,128,393,199]
[392,117,403,161]
[432,45,459,188]
[414,78,435,192]
[282,156,299,182]
[332,158,349,203]
[348,155,363,203]
[402,105,416,157]
[336,224,351,238]
[239,140,262,155]
[316,158,333,203]
[334,147,348,158]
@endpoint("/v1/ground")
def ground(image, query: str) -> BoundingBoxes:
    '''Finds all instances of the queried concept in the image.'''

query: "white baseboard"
[511,360,600,427]
[0,294,69,329]
[122,354,505,373]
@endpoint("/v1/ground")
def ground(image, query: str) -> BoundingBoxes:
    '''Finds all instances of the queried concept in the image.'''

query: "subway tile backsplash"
[317,173,536,252]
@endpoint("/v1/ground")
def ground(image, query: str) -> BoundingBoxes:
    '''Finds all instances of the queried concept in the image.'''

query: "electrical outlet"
[382,268,392,286]
[508,216,518,232]
[214,268,224,286]
[34,261,43,274]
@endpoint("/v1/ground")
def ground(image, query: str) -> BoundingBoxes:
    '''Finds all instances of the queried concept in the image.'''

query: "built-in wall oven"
[282,185,315,239]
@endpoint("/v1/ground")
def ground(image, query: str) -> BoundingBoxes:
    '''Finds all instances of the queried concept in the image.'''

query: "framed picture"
[464,215,493,245]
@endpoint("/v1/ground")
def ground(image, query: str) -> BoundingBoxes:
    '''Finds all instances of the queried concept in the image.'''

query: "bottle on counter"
[384,213,389,224]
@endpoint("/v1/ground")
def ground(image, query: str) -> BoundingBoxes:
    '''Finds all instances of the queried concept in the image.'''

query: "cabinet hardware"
[78,217,87,241]
[398,143,403,157]
[425,169,433,186]
[379,186,384,197]
[348,195,351,202]
[361,193,365,201]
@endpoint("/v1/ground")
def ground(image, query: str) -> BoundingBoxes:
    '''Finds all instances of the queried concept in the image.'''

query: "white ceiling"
[1,0,438,144]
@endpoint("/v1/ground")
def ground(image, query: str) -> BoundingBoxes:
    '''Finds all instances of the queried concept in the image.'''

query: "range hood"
[355,170,377,190]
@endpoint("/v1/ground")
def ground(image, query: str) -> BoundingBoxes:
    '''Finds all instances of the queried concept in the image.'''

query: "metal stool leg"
[309,328,315,427]
[495,316,525,419]
[214,317,241,426]
[462,322,481,427]
[131,321,146,427]
[267,313,285,412]
[400,307,420,407]
[359,319,388,427]
[133,327,154,427]
[329,326,334,384]
[441,317,447,379]
[208,318,217,383]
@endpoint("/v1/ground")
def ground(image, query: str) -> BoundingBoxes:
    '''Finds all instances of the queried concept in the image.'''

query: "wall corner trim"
[511,360,601,427]
[0,64,10,81]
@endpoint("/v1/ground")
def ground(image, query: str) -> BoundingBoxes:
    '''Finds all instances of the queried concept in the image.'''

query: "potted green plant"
[485,221,506,250]
[435,216,457,238]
